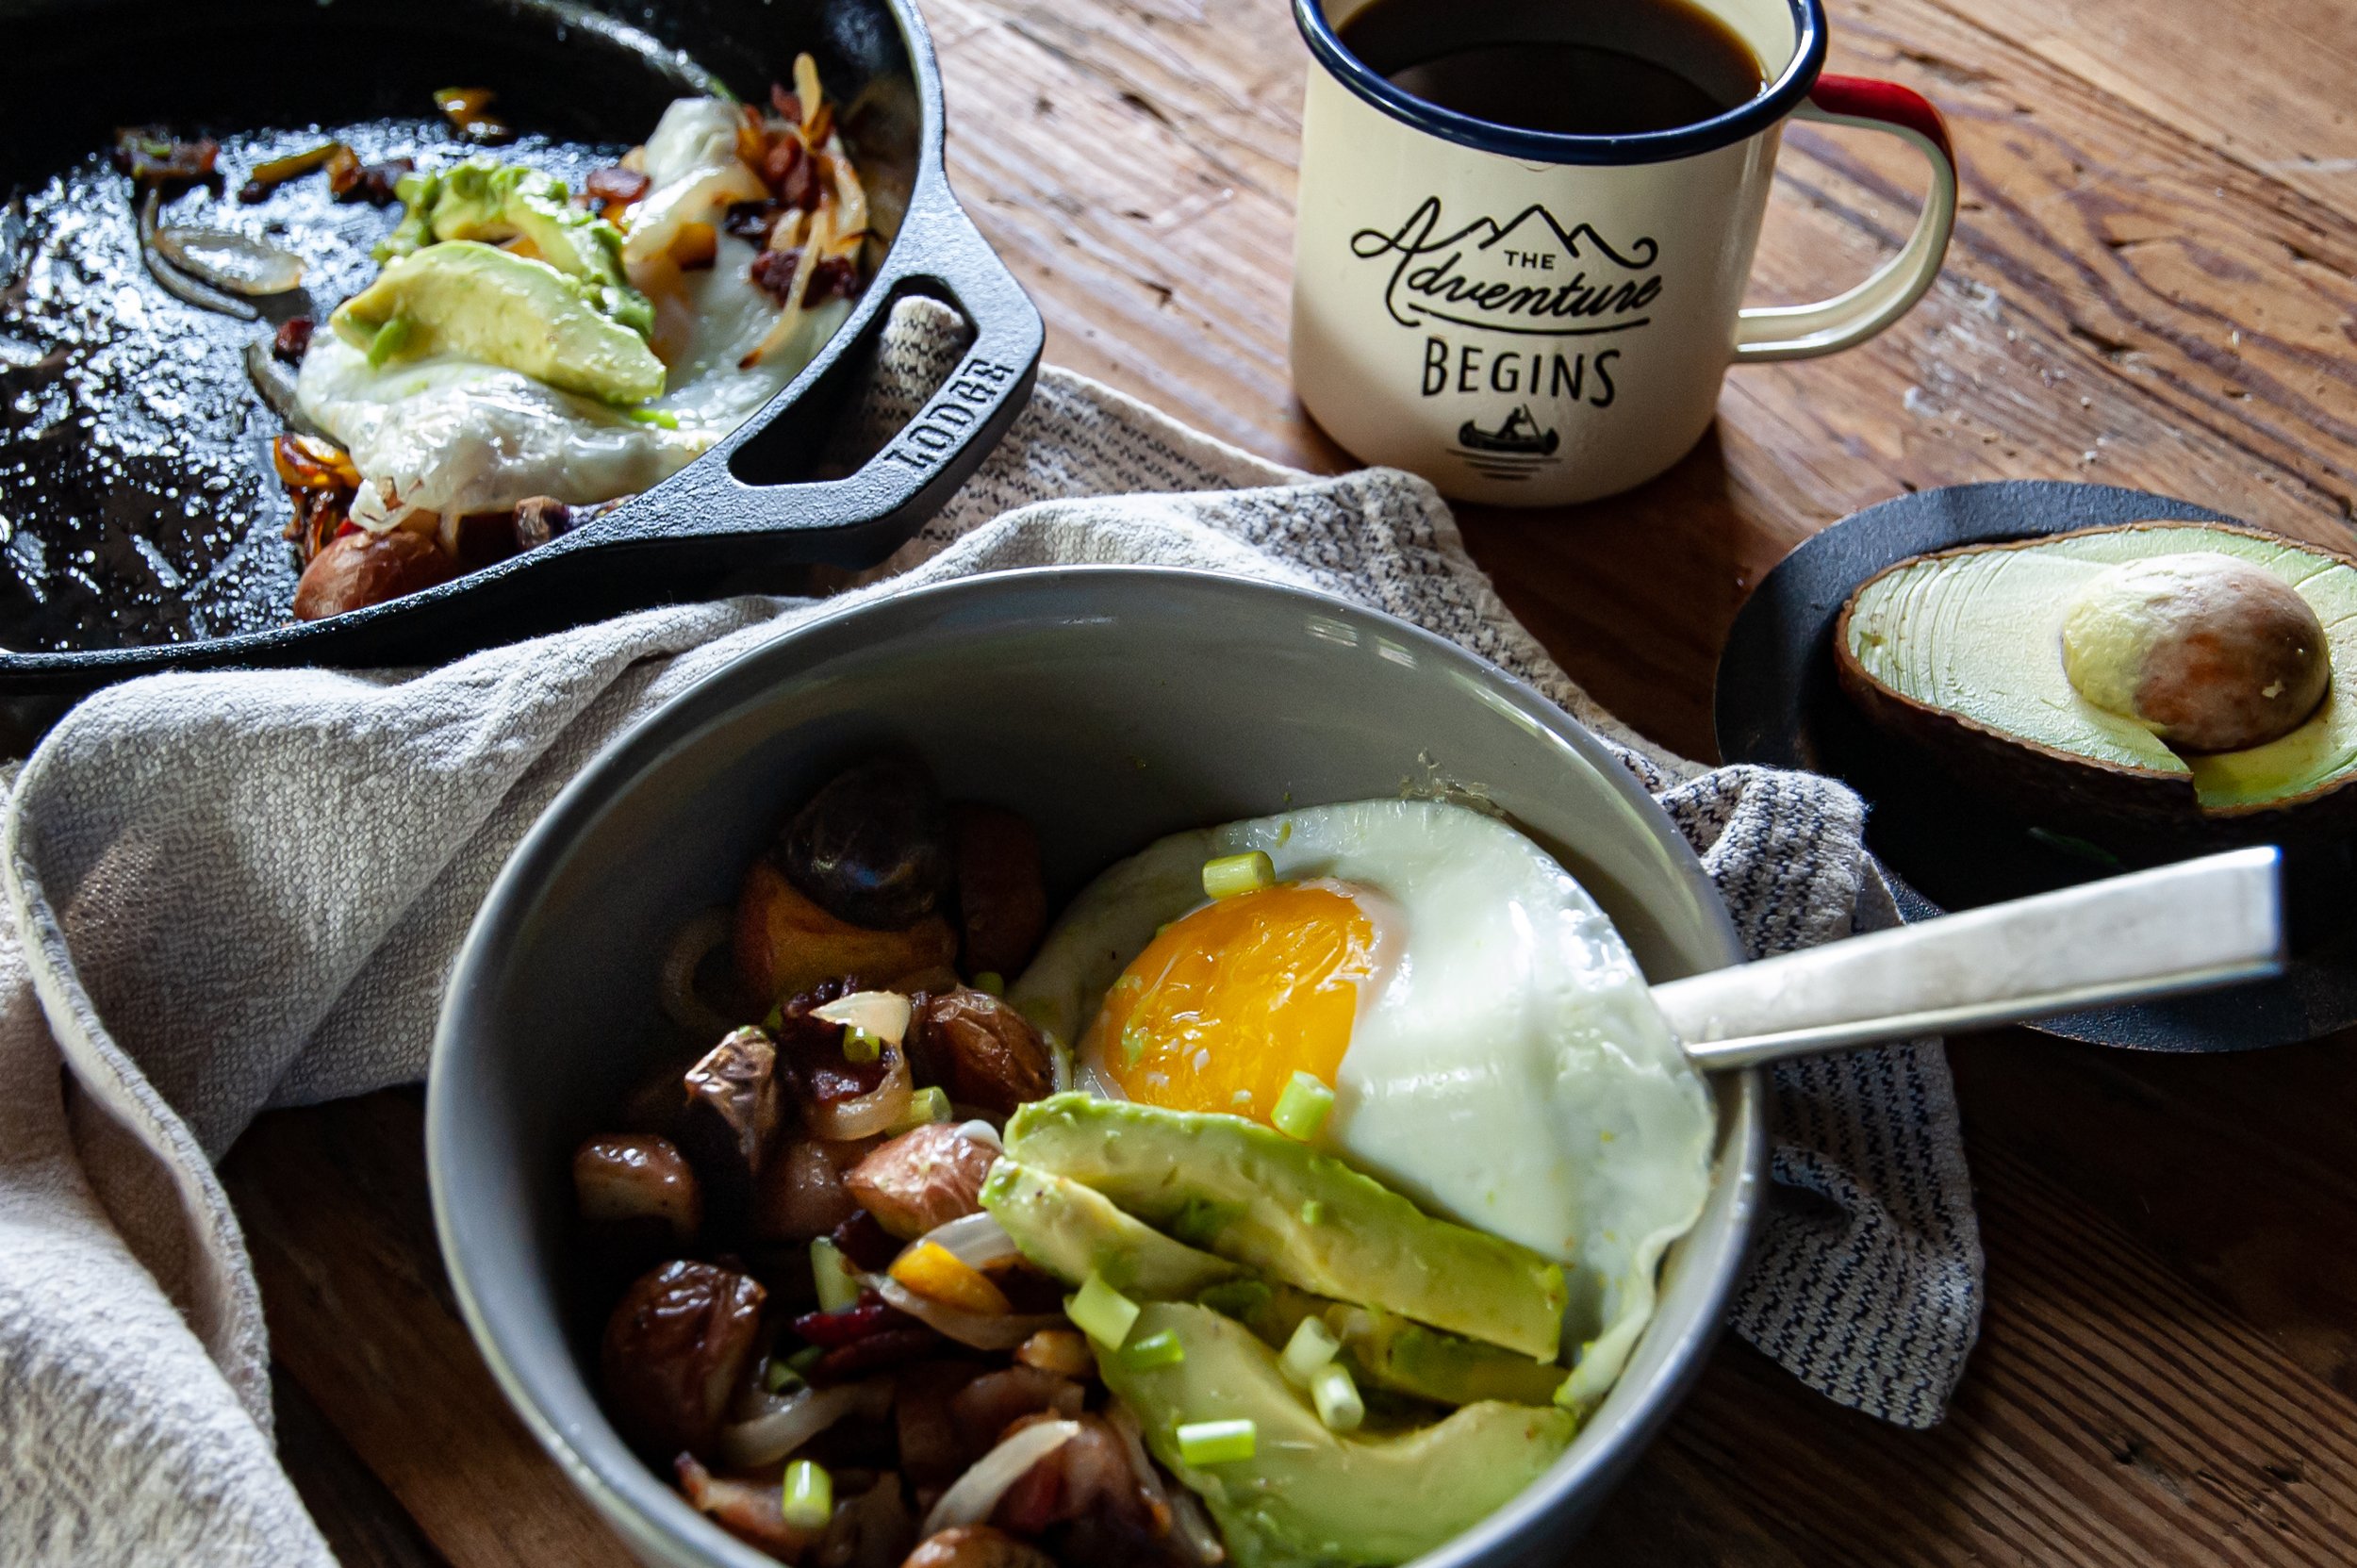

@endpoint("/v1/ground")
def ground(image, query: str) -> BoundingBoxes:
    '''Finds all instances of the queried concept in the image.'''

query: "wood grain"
[221,1092,637,1568]
[217,0,2357,1559]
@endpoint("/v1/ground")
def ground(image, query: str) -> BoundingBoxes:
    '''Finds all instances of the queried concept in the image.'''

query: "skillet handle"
[664,177,1046,567]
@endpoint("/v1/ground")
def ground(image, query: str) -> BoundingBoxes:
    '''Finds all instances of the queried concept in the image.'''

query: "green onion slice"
[1271,1071,1333,1141]
[1066,1271,1141,1348]
[1122,1329,1186,1370]
[781,1459,833,1529]
[1310,1362,1364,1432]
[1201,850,1276,900]
[1279,1316,1340,1388]
[1175,1418,1257,1466]
[810,1236,862,1314]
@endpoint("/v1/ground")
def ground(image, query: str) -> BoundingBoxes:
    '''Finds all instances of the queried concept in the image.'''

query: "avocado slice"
[1004,1095,1566,1360]
[980,1159,1245,1297]
[379,158,652,336]
[1196,1279,1570,1408]
[1096,1302,1575,1568]
[331,241,667,404]
[1838,521,2357,834]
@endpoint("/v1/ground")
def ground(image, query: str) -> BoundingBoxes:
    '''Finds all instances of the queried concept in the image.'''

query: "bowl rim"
[428,563,1764,1568]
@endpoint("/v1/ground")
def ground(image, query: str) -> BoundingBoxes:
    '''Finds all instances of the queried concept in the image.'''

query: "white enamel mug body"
[1291,0,1958,505]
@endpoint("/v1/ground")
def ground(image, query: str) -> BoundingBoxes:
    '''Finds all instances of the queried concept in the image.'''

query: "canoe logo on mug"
[1350,198,1660,478]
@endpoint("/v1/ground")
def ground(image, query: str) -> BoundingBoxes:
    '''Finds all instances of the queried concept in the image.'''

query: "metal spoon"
[1654,847,2284,1069]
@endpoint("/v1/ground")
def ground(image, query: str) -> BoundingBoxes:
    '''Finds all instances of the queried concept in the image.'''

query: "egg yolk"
[1085,883,1379,1121]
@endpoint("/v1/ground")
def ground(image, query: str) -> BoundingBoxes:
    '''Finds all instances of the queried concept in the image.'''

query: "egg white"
[1012,798,1717,1403]
[296,98,855,528]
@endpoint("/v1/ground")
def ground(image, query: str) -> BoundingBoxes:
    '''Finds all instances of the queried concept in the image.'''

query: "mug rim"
[1293,0,1828,166]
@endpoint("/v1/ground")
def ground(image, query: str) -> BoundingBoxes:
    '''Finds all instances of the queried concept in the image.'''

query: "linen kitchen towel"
[0,299,1982,1564]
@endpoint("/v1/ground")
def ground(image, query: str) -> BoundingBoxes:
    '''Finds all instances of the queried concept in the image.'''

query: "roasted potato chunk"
[573,1133,701,1241]
[777,753,953,928]
[947,803,1047,979]
[734,861,957,1007]
[843,1124,997,1241]
[600,1261,766,1457]
[906,989,1054,1117]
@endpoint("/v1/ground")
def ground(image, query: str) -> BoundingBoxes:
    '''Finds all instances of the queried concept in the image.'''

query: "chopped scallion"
[628,406,680,428]
[781,1459,833,1529]
[785,1344,826,1375]
[810,1236,862,1314]
[365,315,415,369]
[973,970,1005,997]
[891,1085,953,1131]
[1066,1271,1140,1348]
[1175,1418,1257,1466]
[1271,1071,1333,1141]
[1310,1362,1364,1432]
[1201,850,1276,900]
[1279,1316,1340,1388]
[762,1004,783,1031]
[842,1025,882,1064]
[1122,1329,1186,1370]
[762,1356,804,1394]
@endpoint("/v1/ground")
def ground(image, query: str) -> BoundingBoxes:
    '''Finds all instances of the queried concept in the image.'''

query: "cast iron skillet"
[0,0,1042,698]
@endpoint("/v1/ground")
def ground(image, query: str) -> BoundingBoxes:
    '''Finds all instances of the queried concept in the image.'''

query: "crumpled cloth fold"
[0,299,1981,1565]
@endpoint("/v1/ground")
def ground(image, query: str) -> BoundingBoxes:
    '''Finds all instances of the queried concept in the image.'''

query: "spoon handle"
[1654,847,2284,1071]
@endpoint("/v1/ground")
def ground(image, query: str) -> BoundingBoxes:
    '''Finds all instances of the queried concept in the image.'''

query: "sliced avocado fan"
[1097,1303,1575,1568]
[331,241,667,404]
[1838,522,2357,818]
[1003,1094,1568,1361]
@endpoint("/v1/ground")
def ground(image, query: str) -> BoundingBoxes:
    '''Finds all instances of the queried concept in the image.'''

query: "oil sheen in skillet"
[0,122,617,651]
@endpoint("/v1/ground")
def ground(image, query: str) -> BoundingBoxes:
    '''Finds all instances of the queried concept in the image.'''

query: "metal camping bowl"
[0,0,1041,699]
[428,567,1765,1568]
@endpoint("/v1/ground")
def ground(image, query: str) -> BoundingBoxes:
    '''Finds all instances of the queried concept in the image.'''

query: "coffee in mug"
[1290,0,1958,505]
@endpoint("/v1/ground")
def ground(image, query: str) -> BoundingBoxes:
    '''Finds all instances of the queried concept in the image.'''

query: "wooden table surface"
[218,0,2357,1561]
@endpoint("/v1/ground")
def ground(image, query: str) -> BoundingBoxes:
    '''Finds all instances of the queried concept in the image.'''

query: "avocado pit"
[2060,554,2330,753]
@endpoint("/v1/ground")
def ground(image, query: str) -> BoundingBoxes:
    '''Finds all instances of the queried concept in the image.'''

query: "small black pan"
[0,0,1042,699]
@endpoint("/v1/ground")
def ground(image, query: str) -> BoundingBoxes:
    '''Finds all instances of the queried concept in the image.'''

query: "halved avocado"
[1835,521,2357,838]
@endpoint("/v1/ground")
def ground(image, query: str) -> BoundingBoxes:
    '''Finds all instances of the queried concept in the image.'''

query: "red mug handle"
[1734,74,1958,362]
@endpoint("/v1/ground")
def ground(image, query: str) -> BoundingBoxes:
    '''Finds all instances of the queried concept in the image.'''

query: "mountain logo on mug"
[1349,198,1663,338]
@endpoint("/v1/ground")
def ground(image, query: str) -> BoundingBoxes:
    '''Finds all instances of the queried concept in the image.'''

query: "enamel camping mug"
[1290,0,1957,505]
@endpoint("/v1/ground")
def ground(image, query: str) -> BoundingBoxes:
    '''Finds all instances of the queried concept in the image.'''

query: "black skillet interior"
[1714,479,2357,1051]
[0,0,1041,704]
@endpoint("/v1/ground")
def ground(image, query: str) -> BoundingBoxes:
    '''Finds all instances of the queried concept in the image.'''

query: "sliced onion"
[150,223,304,295]
[922,1418,1080,1536]
[953,1119,1003,1152]
[917,1210,1021,1273]
[658,908,739,1038]
[813,989,912,1046]
[242,338,321,433]
[829,151,868,251]
[717,1378,892,1469]
[1104,1398,1177,1535]
[1168,1484,1228,1566]
[873,1277,1062,1351]
[139,190,256,320]
[806,1044,912,1140]
[740,201,828,368]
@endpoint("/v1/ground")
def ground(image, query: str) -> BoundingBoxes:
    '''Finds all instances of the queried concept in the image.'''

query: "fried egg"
[297,98,853,529]
[1011,798,1716,1402]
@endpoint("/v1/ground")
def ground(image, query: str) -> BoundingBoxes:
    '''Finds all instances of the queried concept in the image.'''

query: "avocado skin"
[1096,1303,1575,1568]
[979,1159,1244,1296]
[1003,1094,1567,1361]
[1836,521,2357,847]
[331,241,667,404]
